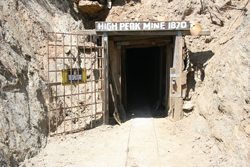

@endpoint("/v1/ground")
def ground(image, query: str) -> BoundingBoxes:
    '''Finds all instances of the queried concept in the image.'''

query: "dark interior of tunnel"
[125,46,166,110]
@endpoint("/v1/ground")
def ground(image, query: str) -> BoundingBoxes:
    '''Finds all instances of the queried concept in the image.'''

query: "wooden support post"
[121,48,127,108]
[104,32,109,125]
[159,47,163,110]
[166,44,172,115]
[117,47,122,103]
[109,41,115,116]
[170,31,183,121]
[169,68,175,117]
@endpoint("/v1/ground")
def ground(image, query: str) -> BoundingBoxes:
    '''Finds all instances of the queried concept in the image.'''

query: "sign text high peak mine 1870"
[95,21,190,32]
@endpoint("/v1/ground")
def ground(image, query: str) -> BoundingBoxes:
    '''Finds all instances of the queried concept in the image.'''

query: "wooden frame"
[169,31,184,121]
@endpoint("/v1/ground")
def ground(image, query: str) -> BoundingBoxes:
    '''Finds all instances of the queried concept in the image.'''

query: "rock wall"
[193,8,250,164]
[0,0,88,165]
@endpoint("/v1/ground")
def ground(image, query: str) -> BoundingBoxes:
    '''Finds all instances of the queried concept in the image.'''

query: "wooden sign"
[95,21,190,32]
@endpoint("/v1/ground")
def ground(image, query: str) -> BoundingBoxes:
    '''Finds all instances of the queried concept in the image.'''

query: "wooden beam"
[77,30,97,35]
[104,32,109,125]
[109,40,115,116]
[103,31,181,36]
[120,43,167,49]
[97,30,211,36]
[110,35,172,42]
[166,44,172,115]
[159,46,164,110]
[121,48,127,108]
[117,47,122,102]
[170,32,183,121]
[169,68,175,117]
[116,39,171,46]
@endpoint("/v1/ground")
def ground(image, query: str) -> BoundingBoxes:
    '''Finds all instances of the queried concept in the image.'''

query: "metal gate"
[47,32,106,136]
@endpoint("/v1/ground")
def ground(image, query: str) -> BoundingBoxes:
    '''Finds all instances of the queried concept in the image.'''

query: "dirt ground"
[21,101,242,167]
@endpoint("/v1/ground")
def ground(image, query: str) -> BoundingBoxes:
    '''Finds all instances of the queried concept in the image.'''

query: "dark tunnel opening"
[125,46,166,111]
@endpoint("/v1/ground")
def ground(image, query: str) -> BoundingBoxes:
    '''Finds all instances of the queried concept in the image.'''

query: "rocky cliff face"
[193,10,250,163]
[0,0,249,166]
[0,0,89,165]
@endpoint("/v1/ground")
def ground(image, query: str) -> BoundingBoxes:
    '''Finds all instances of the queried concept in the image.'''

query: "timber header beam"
[96,30,210,36]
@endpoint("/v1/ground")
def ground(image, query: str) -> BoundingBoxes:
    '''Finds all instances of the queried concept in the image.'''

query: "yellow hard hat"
[190,24,201,36]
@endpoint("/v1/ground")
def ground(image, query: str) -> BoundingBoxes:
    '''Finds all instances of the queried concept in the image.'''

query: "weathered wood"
[119,39,169,45]
[119,43,167,49]
[97,30,211,36]
[109,83,122,125]
[109,45,126,122]
[109,41,115,117]
[171,32,183,121]
[110,35,172,42]
[121,48,127,108]
[117,47,122,102]
[159,46,164,110]
[104,32,109,125]
[99,31,182,36]
[77,30,97,35]
[95,21,190,31]
[166,44,172,115]
[169,68,175,118]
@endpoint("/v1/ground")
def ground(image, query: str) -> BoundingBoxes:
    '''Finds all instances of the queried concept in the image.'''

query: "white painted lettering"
[112,23,118,30]
[104,23,107,30]
[125,23,129,30]
[130,23,135,30]
[135,23,140,30]
[95,21,188,31]
[107,23,111,30]
[120,23,125,30]
[98,23,104,30]
[181,22,187,29]
[143,22,150,30]
[160,22,165,29]
[153,22,160,29]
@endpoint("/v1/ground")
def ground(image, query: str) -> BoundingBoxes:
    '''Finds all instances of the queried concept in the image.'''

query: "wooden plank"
[120,43,167,49]
[103,31,183,36]
[171,32,183,121]
[97,30,211,36]
[169,68,175,118]
[110,35,172,42]
[104,32,109,125]
[117,47,122,102]
[166,44,172,115]
[159,46,164,110]
[77,30,97,35]
[109,40,115,117]
[116,39,170,46]
[109,84,122,125]
[121,48,127,108]
[95,21,190,31]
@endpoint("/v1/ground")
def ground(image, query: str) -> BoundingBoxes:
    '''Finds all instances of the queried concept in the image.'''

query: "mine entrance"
[107,34,173,122]
[125,46,167,112]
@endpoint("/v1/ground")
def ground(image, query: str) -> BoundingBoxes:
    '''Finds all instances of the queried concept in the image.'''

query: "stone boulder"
[78,0,104,18]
